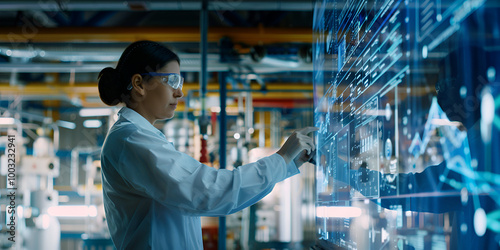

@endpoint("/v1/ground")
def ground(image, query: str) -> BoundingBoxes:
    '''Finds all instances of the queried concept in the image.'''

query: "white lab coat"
[101,107,299,249]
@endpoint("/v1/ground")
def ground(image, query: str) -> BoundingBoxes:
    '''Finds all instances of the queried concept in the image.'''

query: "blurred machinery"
[0,126,60,250]
[0,1,345,250]
[67,146,110,245]
[163,119,195,155]
[0,121,109,250]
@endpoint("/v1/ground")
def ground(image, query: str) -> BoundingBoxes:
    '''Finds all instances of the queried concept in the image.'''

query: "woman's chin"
[163,111,175,120]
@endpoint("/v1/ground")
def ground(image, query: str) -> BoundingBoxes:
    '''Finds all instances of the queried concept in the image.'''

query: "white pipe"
[70,150,79,190]
[245,91,253,143]
[85,155,93,235]
[51,123,59,152]
[70,147,101,191]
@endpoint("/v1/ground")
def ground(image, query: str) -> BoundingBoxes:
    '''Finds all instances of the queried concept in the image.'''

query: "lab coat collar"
[118,106,166,139]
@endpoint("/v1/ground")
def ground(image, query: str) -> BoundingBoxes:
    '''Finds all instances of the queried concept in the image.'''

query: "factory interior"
[0,1,317,249]
[2,0,500,250]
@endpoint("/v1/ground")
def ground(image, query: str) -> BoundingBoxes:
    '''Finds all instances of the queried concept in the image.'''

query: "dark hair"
[98,40,180,106]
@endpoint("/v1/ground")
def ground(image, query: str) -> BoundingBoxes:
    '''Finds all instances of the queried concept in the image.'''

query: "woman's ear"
[130,74,146,96]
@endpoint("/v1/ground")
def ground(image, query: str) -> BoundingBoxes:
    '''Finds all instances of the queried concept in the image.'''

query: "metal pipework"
[70,147,100,191]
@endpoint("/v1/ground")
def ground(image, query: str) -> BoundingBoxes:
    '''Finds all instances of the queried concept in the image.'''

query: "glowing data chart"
[313,0,500,249]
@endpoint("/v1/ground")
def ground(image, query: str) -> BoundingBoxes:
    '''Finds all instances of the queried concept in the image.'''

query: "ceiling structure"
[0,0,315,125]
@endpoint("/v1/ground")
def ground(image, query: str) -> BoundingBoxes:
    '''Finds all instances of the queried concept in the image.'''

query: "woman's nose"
[174,88,184,98]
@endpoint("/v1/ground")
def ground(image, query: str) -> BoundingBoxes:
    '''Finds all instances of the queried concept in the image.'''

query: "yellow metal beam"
[0,84,97,96]
[0,82,314,108]
[0,27,312,44]
[0,82,313,94]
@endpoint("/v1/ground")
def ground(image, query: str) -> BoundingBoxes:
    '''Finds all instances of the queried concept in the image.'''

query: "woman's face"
[142,60,183,121]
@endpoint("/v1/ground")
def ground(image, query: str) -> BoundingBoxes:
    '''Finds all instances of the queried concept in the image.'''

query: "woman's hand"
[293,148,315,168]
[276,126,318,166]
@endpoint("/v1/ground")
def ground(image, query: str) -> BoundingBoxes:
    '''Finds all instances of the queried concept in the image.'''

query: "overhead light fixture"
[261,57,300,68]
[56,120,76,130]
[79,108,113,117]
[47,205,97,217]
[83,120,102,128]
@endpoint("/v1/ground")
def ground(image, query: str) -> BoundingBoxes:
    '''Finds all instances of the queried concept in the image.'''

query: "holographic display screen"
[313,0,500,249]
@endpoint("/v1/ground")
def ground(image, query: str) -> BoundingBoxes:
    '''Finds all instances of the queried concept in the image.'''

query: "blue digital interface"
[313,0,500,249]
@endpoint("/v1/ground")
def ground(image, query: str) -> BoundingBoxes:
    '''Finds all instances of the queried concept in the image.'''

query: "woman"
[98,40,316,249]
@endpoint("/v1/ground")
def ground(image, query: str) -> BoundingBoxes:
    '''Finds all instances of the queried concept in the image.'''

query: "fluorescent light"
[79,108,113,117]
[0,117,16,125]
[261,57,300,68]
[83,119,102,128]
[56,120,76,130]
[316,206,362,218]
[47,205,98,217]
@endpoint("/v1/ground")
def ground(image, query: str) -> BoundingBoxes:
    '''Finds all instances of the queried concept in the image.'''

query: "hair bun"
[98,67,122,106]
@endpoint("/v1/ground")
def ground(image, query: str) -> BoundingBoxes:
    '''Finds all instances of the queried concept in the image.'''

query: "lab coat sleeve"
[116,130,299,216]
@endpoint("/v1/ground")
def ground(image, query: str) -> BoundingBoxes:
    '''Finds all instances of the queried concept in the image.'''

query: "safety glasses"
[127,73,184,90]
